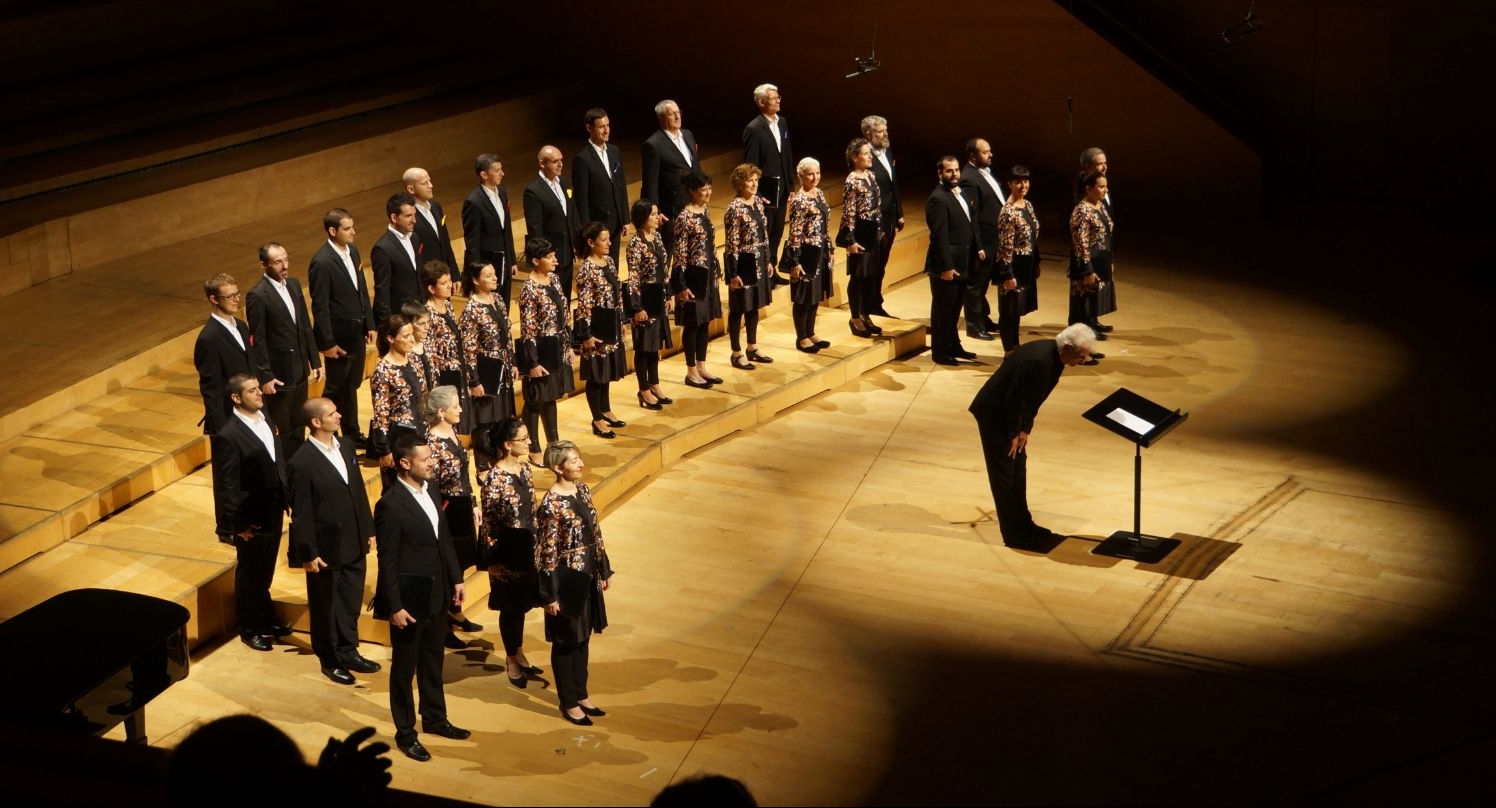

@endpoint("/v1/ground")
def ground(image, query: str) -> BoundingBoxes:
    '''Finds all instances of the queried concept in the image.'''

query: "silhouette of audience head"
[651,773,758,807]
[167,715,307,806]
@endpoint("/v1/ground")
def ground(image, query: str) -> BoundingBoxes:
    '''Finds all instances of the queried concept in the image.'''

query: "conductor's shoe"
[422,721,471,740]
[398,740,431,762]
[932,354,959,366]
[343,655,382,674]
[956,349,978,360]
[268,624,295,638]
[240,633,272,652]
[966,328,995,341]
[321,666,355,686]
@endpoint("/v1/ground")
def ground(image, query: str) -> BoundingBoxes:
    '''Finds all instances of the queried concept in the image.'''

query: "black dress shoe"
[849,319,871,338]
[519,663,544,675]
[591,423,617,439]
[1081,358,1101,366]
[268,624,295,638]
[746,350,774,364]
[451,616,483,632]
[399,740,431,762]
[956,349,978,360]
[240,634,273,652]
[603,416,627,428]
[868,306,893,318]
[652,393,673,405]
[813,339,831,349]
[579,705,607,717]
[796,343,820,354]
[1089,351,1106,359]
[703,374,724,384]
[508,673,528,689]
[343,656,382,674]
[444,632,467,650]
[560,707,594,726]
[422,721,472,740]
[637,391,664,410]
[865,321,883,335]
[1092,330,1109,341]
[683,376,713,389]
[932,354,959,366]
[966,329,996,341]
[321,666,355,685]
[730,354,755,370]
[1093,321,1114,333]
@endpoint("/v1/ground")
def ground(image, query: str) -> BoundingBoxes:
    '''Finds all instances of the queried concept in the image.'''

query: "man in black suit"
[308,209,376,448]
[247,242,322,460]
[742,83,794,278]
[522,145,579,300]
[372,192,424,323]
[461,153,516,308]
[572,108,629,261]
[925,156,983,366]
[212,373,291,652]
[968,324,1096,547]
[375,434,470,762]
[960,138,1006,341]
[193,273,256,436]
[288,397,379,685]
[862,115,904,317]
[640,99,700,245]
[404,167,459,279]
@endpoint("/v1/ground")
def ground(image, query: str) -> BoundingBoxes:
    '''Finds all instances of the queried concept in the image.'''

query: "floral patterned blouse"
[782,187,830,274]
[535,482,612,579]
[425,427,472,499]
[842,171,883,236]
[369,356,422,455]
[517,272,576,371]
[424,300,465,380]
[996,199,1040,277]
[724,196,769,279]
[480,461,536,582]
[626,232,669,286]
[574,256,623,353]
[459,296,512,370]
[669,208,720,278]
[1070,201,1114,274]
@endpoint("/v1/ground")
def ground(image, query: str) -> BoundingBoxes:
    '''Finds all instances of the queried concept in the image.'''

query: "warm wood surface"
[45,241,1485,806]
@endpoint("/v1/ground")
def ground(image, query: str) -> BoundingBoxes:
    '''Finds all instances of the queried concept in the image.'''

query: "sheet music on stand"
[1082,387,1190,562]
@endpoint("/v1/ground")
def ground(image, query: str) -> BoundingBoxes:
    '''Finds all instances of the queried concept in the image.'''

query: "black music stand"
[1082,388,1189,563]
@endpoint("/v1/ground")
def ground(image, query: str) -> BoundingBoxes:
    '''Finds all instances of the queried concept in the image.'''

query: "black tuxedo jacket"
[461,184,516,274]
[641,128,699,218]
[371,229,424,323]
[287,438,373,567]
[522,175,579,268]
[871,150,904,227]
[572,142,629,234]
[742,115,794,205]
[413,200,459,276]
[960,164,1006,252]
[924,184,982,277]
[193,316,256,435]
[246,274,321,389]
[307,242,374,352]
[212,413,288,537]
[374,480,461,618]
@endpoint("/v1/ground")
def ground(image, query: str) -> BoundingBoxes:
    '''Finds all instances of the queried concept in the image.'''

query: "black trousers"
[499,610,528,656]
[523,400,558,454]
[681,321,709,366]
[964,252,995,329]
[996,290,1023,352]
[974,417,1036,543]
[551,639,591,708]
[234,519,283,636]
[728,309,759,352]
[263,381,308,460]
[793,301,817,341]
[928,274,966,358]
[765,197,786,267]
[869,231,895,310]
[390,612,450,744]
[634,350,659,389]
[305,555,367,667]
[584,380,612,420]
[322,351,365,438]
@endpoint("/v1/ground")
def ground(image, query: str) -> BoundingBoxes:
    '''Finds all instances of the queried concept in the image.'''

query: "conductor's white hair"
[1056,323,1097,353]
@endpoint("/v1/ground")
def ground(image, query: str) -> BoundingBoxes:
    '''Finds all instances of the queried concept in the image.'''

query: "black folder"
[476,354,504,391]
[535,335,564,373]
[759,176,782,208]
[735,251,758,284]
[641,283,668,319]
[590,307,619,344]
[436,369,463,389]
[683,266,710,299]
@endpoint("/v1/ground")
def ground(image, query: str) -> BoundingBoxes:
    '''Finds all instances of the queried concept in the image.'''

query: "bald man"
[522,145,580,300]
[403,167,459,278]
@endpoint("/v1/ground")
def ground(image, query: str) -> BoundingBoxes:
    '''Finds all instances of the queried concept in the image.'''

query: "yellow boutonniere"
[566,188,573,198]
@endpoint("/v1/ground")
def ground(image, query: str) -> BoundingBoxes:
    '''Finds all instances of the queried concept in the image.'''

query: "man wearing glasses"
[194,274,257,437]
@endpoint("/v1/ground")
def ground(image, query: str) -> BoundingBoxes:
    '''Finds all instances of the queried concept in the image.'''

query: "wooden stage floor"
[84,238,1495,806]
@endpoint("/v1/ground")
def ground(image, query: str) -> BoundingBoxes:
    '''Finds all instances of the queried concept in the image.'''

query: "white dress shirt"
[978,166,1009,206]
[667,129,693,165]
[309,434,348,483]
[397,477,441,536]
[484,186,506,227]
[952,187,971,220]
[415,200,439,235]
[265,274,296,322]
[233,408,277,461]
[540,173,567,213]
[213,313,245,351]
[388,225,417,267]
[328,240,359,289]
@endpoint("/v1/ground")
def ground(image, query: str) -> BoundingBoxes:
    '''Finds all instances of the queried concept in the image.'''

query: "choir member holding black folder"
[459,261,517,432]
[723,163,775,371]
[625,200,674,410]
[574,223,629,439]
[670,171,724,390]
[517,238,577,465]
[782,157,833,353]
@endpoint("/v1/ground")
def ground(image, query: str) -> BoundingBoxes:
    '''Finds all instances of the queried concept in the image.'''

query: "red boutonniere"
[248,334,255,346]
[418,243,425,254]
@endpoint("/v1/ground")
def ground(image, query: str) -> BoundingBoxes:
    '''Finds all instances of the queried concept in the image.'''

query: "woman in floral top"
[840,138,883,338]
[368,314,421,491]
[1069,171,1112,366]
[625,199,673,410]
[781,156,833,354]
[574,223,629,439]
[994,165,1041,356]
[517,238,577,465]
[421,262,473,435]
[399,301,439,395]
[723,162,775,370]
[536,440,613,726]
[424,384,483,646]
[474,418,544,688]
[670,170,724,390]
[459,261,517,431]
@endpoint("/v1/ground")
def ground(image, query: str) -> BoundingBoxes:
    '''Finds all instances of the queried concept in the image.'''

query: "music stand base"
[1092,531,1180,563]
